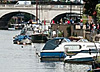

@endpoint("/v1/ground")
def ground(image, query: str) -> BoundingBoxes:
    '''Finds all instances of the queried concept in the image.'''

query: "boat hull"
[31,34,48,43]
[40,51,66,61]
[8,28,15,30]
[64,57,94,64]
[18,38,32,45]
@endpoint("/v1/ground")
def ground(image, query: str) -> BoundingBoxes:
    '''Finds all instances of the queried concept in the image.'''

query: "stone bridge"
[0,4,83,29]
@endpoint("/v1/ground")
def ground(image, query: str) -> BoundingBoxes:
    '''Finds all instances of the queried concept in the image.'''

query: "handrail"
[0,4,83,9]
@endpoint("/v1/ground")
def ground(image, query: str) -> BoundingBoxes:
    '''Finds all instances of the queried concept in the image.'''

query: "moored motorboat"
[13,35,32,45]
[21,23,49,43]
[8,24,15,30]
[64,42,99,64]
[8,24,24,30]
[31,33,48,43]
[17,38,32,45]
[40,37,71,61]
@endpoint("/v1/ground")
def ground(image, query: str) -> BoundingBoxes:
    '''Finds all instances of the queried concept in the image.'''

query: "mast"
[36,0,38,23]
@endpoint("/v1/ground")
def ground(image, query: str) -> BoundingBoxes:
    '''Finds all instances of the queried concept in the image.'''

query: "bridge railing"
[0,4,35,8]
[0,4,83,10]
[40,5,83,10]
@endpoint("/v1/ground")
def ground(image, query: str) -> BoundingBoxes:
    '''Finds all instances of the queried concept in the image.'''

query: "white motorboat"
[63,42,99,63]
[8,24,15,30]
[8,24,24,30]
[17,38,32,45]
[40,37,71,61]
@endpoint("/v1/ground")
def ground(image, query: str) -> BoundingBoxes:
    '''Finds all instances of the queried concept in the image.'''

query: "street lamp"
[36,0,38,23]
[70,3,72,19]
[79,0,82,18]
[57,25,59,37]
[67,0,72,19]
[80,6,82,18]
[93,11,97,29]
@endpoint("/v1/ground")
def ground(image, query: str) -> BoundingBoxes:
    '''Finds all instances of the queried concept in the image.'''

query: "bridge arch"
[0,11,36,29]
[51,12,81,24]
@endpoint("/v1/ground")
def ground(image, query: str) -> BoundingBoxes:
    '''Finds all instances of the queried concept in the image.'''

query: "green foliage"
[9,18,16,24]
[66,25,71,37]
[58,31,63,37]
[96,4,100,23]
[82,14,88,24]
[24,13,31,22]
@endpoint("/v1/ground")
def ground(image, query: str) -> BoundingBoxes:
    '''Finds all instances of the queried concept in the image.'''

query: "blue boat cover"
[14,35,31,41]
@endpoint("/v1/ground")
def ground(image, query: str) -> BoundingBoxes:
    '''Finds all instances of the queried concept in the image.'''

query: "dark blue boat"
[31,33,48,43]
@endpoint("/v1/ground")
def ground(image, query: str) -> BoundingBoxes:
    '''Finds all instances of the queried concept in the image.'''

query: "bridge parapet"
[0,4,83,10]
[0,4,35,8]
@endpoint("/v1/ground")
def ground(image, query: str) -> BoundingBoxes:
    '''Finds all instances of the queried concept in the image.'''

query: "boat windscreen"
[63,38,71,42]
[65,45,81,50]
[42,38,63,50]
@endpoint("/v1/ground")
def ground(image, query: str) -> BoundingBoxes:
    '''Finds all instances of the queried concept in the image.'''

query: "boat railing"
[64,48,78,56]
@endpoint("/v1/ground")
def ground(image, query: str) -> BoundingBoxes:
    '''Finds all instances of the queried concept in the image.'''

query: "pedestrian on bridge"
[80,21,83,29]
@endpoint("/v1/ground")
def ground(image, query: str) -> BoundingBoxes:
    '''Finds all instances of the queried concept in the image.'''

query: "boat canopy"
[42,37,71,50]
[77,39,88,42]
[14,35,31,41]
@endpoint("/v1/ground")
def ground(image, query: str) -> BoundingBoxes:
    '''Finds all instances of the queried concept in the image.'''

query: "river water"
[0,30,91,72]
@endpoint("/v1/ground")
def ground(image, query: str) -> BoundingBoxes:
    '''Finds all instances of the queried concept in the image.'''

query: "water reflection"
[64,63,91,72]
[0,30,91,72]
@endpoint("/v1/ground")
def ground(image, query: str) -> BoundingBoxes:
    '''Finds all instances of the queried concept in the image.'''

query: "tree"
[24,13,31,22]
[96,4,100,23]
[9,18,16,24]
[83,0,98,16]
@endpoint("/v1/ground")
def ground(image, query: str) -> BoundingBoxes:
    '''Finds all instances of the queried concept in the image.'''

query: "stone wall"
[51,24,68,37]
[51,24,97,42]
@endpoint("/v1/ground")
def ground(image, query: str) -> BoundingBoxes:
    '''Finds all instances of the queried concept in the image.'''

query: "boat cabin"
[63,42,99,63]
